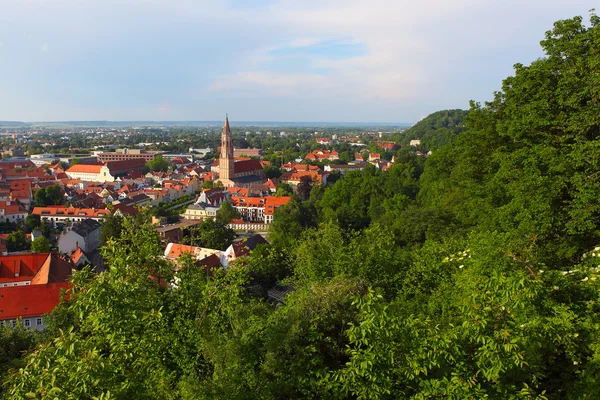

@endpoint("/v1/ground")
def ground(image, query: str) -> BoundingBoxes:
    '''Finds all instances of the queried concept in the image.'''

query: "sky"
[0,0,597,123]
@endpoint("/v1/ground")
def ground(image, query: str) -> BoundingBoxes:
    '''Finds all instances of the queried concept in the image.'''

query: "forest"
[2,13,600,400]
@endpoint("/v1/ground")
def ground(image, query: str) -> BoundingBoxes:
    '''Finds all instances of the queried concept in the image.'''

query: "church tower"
[219,114,235,181]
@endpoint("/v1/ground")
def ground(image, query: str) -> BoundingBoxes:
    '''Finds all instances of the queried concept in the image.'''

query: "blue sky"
[0,0,597,123]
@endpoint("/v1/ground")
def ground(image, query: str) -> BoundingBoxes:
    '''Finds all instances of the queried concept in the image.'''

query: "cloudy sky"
[0,0,596,123]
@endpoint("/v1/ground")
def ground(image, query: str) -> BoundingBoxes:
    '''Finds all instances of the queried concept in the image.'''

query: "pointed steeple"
[219,114,234,182]
[223,114,231,135]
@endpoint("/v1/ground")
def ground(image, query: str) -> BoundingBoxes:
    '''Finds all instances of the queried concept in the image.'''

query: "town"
[0,116,418,329]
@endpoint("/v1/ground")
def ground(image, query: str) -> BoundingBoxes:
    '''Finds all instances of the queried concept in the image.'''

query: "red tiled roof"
[0,253,49,283]
[0,281,70,320]
[32,206,110,218]
[105,159,146,171]
[234,159,263,174]
[66,164,103,174]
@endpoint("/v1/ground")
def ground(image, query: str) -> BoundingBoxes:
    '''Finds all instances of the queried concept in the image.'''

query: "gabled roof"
[234,159,263,174]
[229,234,268,259]
[66,164,103,174]
[0,253,49,283]
[70,219,101,238]
[30,253,74,285]
[0,281,70,320]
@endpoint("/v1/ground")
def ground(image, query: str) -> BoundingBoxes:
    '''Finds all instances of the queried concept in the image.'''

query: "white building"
[58,219,101,254]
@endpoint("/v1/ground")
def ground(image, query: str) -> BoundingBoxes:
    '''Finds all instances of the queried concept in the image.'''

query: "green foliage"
[275,182,294,196]
[99,213,123,246]
[0,322,39,395]
[6,230,30,252]
[263,164,282,179]
[25,214,41,233]
[6,12,600,400]
[394,109,468,150]
[34,185,63,206]
[188,219,236,250]
[216,202,241,224]
[146,154,172,172]
[31,236,51,252]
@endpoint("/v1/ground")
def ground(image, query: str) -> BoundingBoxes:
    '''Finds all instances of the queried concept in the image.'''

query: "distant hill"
[394,109,468,150]
[0,120,413,129]
[0,121,29,127]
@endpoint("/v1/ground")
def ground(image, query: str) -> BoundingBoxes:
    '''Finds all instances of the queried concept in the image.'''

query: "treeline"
[4,13,600,399]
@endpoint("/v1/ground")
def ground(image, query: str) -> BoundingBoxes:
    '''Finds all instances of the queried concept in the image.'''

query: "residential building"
[0,282,70,331]
[182,203,219,221]
[228,196,291,224]
[58,219,101,254]
[0,201,28,223]
[96,148,160,163]
[221,234,268,268]
[32,206,110,225]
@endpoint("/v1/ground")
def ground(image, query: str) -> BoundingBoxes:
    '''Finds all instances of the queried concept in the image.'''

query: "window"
[24,319,30,327]
[36,318,42,326]
[11,320,16,327]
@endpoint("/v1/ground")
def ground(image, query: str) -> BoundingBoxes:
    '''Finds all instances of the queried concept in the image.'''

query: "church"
[215,116,265,188]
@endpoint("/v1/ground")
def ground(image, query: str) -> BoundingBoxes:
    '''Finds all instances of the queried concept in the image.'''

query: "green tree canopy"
[31,235,51,252]
[6,230,30,252]
[146,154,172,172]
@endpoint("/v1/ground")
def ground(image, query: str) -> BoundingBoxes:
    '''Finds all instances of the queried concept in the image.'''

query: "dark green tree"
[31,236,51,252]
[216,202,241,224]
[6,230,30,252]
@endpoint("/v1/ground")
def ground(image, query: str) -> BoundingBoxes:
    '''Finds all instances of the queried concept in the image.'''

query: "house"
[315,138,332,145]
[0,252,73,288]
[154,219,202,244]
[279,170,327,189]
[228,196,291,224]
[324,164,366,175]
[65,159,146,183]
[0,282,70,330]
[58,219,101,254]
[69,247,90,268]
[221,234,268,269]
[163,243,223,273]
[32,206,110,225]
[0,201,28,224]
[304,149,339,162]
[182,203,220,221]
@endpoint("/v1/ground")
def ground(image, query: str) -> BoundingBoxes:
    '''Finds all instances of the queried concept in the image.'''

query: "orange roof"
[0,253,49,283]
[0,281,70,320]
[66,164,103,174]
[32,206,109,218]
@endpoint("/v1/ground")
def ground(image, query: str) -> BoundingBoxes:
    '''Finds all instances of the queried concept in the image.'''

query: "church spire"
[223,114,231,135]
[219,114,234,182]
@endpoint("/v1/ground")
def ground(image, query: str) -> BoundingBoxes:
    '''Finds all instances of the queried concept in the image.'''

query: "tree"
[202,180,214,189]
[25,214,41,232]
[263,164,282,179]
[275,182,294,196]
[146,154,172,172]
[34,185,63,206]
[190,219,236,250]
[0,321,38,394]
[5,230,30,252]
[216,201,241,224]
[31,236,51,252]
[40,220,52,239]
[99,213,124,246]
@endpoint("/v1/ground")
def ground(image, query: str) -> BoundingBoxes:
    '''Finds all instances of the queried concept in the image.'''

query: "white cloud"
[0,41,4,47]
[41,42,48,52]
